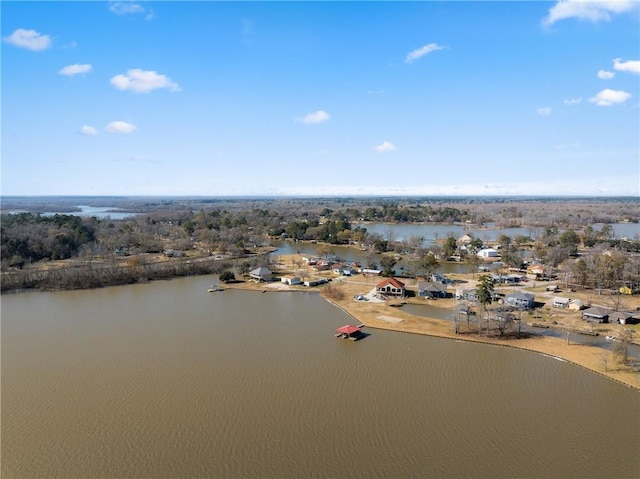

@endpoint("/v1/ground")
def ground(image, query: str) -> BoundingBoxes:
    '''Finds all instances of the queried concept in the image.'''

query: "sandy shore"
[223,254,640,391]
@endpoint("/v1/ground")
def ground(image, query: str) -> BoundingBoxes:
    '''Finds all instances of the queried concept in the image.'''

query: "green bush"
[219,270,235,283]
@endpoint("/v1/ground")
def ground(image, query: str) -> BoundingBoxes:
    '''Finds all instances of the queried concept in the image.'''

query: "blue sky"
[2,1,639,197]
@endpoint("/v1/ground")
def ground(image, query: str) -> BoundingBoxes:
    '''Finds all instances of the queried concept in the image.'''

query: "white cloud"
[589,88,632,106]
[563,97,583,105]
[613,58,640,74]
[298,110,330,124]
[59,63,93,76]
[597,69,615,79]
[109,1,153,19]
[110,69,180,93]
[2,28,52,51]
[373,141,397,153]
[405,43,444,63]
[537,107,552,116]
[80,125,98,136]
[542,0,637,25]
[105,121,137,133]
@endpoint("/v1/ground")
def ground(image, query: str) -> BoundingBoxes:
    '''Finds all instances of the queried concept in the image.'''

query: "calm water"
[43,205,138,220]
[2,277,639,478]
[362,222,639,243]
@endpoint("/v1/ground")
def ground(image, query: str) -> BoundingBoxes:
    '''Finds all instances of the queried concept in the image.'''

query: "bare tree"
[613,329,634,365]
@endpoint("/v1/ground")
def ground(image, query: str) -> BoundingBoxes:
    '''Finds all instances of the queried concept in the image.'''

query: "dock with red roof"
[335,324,365,341]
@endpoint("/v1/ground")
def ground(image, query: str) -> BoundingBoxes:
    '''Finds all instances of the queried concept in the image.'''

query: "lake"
[2,277,638,478]
[361,222,639,244]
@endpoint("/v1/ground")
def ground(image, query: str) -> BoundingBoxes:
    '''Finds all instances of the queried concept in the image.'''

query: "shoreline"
[5,251,639,391]
[225,276,640,391]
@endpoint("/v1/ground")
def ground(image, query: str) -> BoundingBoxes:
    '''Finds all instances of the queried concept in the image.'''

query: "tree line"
[2,197,639,293]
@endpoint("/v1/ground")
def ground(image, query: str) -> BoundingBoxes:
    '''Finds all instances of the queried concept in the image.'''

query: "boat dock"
[335,324,365,341]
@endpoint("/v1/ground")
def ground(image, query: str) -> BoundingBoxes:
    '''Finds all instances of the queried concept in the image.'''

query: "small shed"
[281,276,301,285]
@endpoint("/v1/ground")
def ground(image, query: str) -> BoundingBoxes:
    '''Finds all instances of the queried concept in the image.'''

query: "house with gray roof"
[609,311,632,325]
[505,292,535,309]
[418,282,449,299]
[249,267,272,282]
[582,306,610,323]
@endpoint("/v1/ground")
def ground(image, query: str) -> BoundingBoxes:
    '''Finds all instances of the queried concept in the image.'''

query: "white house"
[477,248,498,258]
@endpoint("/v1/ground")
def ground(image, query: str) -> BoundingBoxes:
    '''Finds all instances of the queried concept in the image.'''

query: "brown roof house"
[376,278,406,298]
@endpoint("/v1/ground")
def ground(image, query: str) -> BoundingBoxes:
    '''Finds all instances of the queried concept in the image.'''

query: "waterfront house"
[552,297,570,308]
[491,274,521,284]
[505,292,535,309]
[281,275,301,285]
[526,264,545,280]
[609,311,632,325]
[430,273,451,284]
[314,261,332,271]
[249,267,272,282]
[457,234,473,245]
[361,268,382,277]
[341,266,358,276]
[333,265,357,276]
[375,278,406,298]
[304,277,328,287]
[568,299,586,311]
[455,288,478,301]
[418,282,449,299]
[582,306,610,323]
[477,248,499,258]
